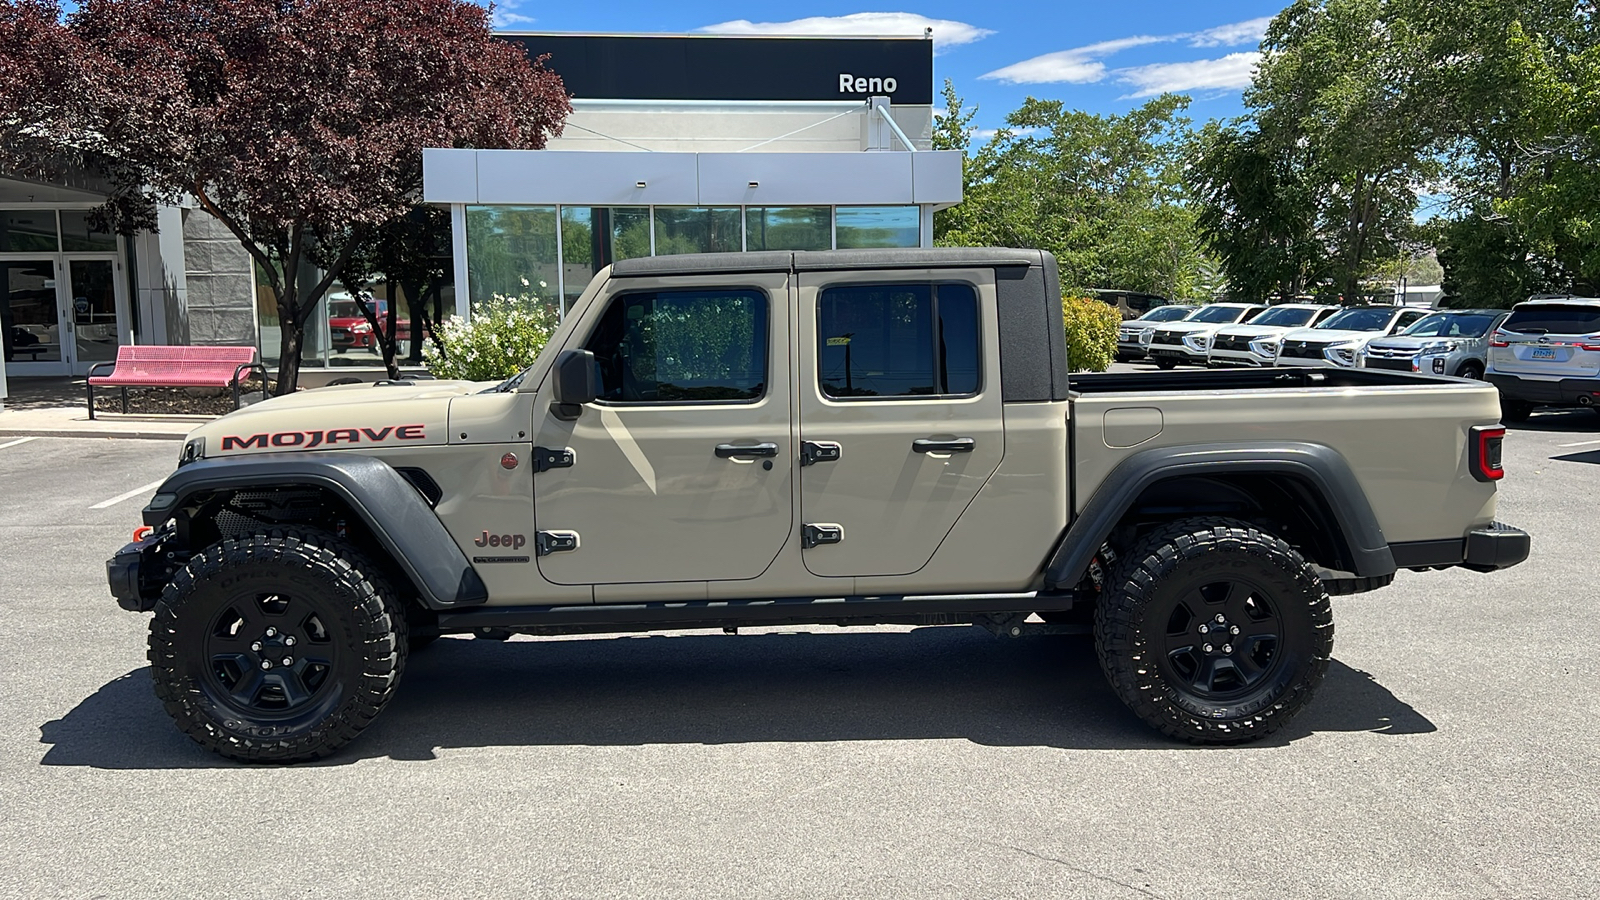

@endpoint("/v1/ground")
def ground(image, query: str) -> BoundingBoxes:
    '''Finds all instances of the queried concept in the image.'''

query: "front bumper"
[1207,348,1266,367]
[1486,373,1600,406]
[1389,521,1531,574]
[1148,345,1205,364]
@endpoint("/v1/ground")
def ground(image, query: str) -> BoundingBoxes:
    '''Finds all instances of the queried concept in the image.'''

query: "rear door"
[1490,304,1600,379]
[531,273,793,585]
[794,267,1005,577]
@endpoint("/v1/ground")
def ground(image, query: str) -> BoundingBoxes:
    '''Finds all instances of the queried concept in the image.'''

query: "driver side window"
[583,288,768,403]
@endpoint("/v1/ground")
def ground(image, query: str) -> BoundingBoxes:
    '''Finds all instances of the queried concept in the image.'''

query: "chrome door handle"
[715,442,779,458]
[913,437,975,453]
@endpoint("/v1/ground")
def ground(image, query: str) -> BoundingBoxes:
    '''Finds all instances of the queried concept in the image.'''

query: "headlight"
[1419,340,1460,355]
[1250,339,1280,358]
[178,437,205,467]
[1183,334,1212,351]
[351,321,373,333]
[1323,342,1359,366]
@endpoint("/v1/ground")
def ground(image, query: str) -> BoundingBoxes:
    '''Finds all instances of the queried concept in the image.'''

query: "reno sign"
[839,74,900,95]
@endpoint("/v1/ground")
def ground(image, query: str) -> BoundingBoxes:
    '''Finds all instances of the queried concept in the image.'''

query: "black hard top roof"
[610,247,1049,278]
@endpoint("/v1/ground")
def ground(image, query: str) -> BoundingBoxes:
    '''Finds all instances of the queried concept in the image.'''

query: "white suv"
[1485,297,1600,422]
[1207,304,1340,367]
[1145,303,1267,369]
[1271,306,1433,368]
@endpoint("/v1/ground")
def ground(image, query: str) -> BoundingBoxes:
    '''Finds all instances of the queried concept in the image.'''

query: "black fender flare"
[1044,442,1395,590]
[142,453,488,609]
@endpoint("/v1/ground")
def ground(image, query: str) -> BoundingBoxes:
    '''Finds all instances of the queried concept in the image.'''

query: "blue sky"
[481,2,1293,135]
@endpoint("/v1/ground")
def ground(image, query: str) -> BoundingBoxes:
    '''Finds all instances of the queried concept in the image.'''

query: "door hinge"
[799,440,842,467]
[533,446,575,472]
[802,523,844,549]
[535,530,580,556]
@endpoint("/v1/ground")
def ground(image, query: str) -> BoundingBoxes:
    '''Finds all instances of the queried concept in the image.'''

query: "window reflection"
[746,207,831,251]
[835,206,919,249]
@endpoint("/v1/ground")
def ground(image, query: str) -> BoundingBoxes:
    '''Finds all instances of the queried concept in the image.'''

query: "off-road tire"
[148,528,407,763]
[1500,396,1533,423]
[1094,517,1333,744]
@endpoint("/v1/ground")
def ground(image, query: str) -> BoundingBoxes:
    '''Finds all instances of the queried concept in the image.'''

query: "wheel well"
[1107,474,1355,573]
[174,485,428,615]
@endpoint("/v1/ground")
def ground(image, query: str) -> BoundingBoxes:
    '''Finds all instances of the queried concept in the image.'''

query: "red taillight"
[1576,337,1600,351]
[1471,425,1505,482]
[1489,331,1509,348]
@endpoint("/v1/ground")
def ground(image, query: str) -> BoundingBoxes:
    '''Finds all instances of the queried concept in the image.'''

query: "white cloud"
[1114,52,1260,98]
[490,1,536,28]
[1188,16,1272,48]
[698,13,993,51]
[980,16,1269,85]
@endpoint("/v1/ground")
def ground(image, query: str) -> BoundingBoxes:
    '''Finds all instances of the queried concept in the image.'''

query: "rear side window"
[584,288,768,403]
[1502,305,1600,335]
[817,283,980,399]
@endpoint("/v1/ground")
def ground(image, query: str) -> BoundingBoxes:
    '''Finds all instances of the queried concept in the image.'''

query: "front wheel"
[1456,361,1484,380]
[1154,357,1178,370]
[147,528,407,763]
[1095,517,1333,744]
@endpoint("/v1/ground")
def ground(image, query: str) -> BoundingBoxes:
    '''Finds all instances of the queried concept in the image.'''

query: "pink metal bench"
[86,345,268,419]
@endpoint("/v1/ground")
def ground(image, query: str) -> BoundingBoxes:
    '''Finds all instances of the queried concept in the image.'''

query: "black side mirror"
[551,349,597,420]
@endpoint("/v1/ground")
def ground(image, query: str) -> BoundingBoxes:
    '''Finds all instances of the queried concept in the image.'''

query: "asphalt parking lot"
[1,411,1597,899]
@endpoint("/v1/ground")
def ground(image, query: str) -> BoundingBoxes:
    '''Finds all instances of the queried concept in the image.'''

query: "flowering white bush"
[423,293,559,382]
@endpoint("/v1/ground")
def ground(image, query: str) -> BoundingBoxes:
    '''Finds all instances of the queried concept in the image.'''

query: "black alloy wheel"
[149,528,406,763]
[1095,517,1333,744]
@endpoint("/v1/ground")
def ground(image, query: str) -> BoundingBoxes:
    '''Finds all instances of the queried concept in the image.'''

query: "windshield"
[327,299,385,319]
[1189,305,1250,324]
[1501,305,1600,335]
[1317,307,1395,332]
[1402,312,1498,338]
[1140,306,1193,322]
[1247,307,1318,328]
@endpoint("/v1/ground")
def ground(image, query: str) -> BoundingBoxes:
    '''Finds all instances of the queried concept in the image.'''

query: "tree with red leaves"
[1,0,569,392]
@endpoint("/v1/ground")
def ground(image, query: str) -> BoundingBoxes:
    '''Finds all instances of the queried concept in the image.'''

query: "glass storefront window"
[0,210,59,253]
[653,207,741,256]
[560,207,649,310]
[466,206,560,315]
[835,206,920,249]
[60,210,118,252]
[746,207,831,251]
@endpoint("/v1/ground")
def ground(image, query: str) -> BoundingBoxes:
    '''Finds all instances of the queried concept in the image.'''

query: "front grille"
[1151,330,1185,346]
[1280,340,1327,360]
[1366,357,1414,372]
[1213,334,1253,352]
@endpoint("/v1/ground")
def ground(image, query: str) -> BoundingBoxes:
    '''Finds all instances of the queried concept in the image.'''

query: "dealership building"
[0,31,959,403]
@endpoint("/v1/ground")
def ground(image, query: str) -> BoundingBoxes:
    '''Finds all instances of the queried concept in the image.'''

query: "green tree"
[939,90,1206,299]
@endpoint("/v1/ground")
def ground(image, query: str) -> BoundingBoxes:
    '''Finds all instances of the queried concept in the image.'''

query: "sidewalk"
[0,377,205,440]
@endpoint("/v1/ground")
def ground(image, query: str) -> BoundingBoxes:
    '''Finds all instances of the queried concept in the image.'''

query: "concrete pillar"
[180,208,257,346]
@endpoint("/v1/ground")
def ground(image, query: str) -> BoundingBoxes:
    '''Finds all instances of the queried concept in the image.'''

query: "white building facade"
[424,33,963,318]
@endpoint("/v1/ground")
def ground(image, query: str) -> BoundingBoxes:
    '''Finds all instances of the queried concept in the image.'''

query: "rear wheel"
[1094,517,1333,744]
[148,528,406,763]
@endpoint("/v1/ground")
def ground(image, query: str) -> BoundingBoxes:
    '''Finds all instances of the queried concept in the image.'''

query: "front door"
[63,257,126,370]
[795,268,1006,577]
[531,273,794,586]
[0,256,125,375]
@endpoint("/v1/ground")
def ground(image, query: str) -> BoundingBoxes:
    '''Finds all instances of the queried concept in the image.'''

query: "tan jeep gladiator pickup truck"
[108,248,1529,762]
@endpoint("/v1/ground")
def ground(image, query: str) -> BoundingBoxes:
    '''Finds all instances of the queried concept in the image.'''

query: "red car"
[328,297,421,352]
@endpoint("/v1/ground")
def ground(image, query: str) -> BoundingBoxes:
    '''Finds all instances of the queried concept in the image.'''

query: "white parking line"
[90,479,166,510]
[1557,438,1600,448]
[0,436,38,451]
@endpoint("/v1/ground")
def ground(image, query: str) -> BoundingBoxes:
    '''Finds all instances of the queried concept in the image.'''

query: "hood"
[1153,321,1232,337]
[1215,323,1308,339]
[1279,328,1384,346]
[189,379,488,457]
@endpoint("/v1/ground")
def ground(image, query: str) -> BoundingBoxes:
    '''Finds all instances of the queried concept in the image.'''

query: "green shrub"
[1062,296,1121,372]
[423,294,559,382]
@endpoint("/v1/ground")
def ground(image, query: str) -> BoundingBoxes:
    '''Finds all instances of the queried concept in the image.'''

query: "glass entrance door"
[2,259,63,368]
[64,258,123,367]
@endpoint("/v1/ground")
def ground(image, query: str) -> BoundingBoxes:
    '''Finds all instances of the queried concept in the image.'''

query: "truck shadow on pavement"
[38,627,1434,768]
